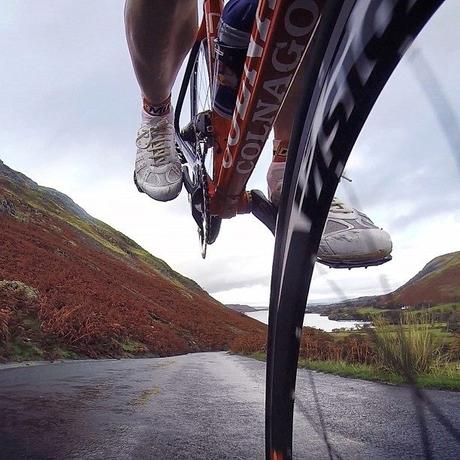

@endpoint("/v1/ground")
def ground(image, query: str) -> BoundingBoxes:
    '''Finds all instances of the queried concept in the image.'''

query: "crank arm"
[250,190,277,236]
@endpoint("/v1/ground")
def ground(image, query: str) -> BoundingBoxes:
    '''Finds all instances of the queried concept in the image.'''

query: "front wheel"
[265,1,445,458]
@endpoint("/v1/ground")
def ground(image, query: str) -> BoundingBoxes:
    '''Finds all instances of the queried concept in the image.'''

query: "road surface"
[0,352,459,459]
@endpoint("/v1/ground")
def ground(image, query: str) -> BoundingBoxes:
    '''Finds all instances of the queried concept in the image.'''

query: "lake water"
[246,311,368,332]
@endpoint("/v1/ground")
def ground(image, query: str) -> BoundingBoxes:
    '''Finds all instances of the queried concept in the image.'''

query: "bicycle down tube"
[206,0,324,219]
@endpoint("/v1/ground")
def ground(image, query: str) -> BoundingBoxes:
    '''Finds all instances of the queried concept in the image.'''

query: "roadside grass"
[246,352,460,391]
[2,337,78,362]
[121,339,148,355]
[372,313,448,379]
[299,360,460,391]
[416,363,460,390]
[51,347,78,360]
[298,359,405,385]
[8,337,44,361]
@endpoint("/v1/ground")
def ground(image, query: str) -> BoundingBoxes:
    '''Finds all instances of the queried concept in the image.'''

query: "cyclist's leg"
[269,54,311,208]
[267,55,309,207]
[270,56,392,268]
[124,0,197,105]
[125,0,197,202]
[272,53,309,146]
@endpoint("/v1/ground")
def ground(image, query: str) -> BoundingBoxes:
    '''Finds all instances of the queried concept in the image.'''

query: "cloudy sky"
[1,1,459,306]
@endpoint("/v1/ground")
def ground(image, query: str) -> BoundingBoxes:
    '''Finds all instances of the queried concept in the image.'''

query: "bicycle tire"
[266,1,445,459]
[176,38,222,247]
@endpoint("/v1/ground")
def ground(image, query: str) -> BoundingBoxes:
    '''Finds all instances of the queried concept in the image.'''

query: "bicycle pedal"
[316,255,392,269]
[250,190,277,235]
[180,121,195,143]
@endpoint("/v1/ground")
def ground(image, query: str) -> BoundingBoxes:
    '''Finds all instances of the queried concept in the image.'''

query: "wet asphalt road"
[0,352,459,460]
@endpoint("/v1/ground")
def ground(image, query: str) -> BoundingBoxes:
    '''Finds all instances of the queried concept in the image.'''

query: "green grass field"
[299,360,460,391]
[247,352,460,391]
[355,306,390,316]
[330,320,456,344]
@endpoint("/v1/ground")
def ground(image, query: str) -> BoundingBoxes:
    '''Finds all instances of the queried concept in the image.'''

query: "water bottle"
[213,0,258,119]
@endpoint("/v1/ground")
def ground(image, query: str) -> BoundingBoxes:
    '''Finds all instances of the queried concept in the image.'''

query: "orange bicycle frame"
[199,0,323,218]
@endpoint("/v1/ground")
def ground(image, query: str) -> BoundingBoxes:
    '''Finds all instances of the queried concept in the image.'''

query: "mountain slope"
[0,160,265,360]
[323,251,460,313]
[390,252,460,305]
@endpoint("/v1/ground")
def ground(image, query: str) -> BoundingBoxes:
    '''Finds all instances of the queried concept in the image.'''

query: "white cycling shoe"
[267,151,392,269]
[317,198,392,269]
[134,108,182,202]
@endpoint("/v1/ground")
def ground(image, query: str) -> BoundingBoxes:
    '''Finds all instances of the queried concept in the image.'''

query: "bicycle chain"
[198,143,210,258]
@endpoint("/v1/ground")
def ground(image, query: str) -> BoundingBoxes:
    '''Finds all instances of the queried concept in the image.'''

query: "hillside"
[390,252,460,305]
[322,252,460,315]
[0,160,265,361]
